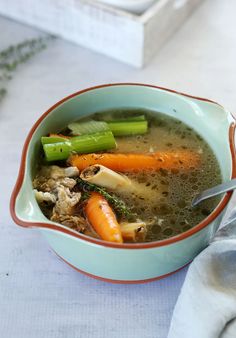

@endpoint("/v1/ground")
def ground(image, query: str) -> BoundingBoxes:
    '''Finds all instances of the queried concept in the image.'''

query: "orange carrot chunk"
[49,133,71,139]
[85,192,123,243]
[69,150,200,172]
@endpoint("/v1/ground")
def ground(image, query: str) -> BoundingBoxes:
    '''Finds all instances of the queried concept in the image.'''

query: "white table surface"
[1,0,236,337]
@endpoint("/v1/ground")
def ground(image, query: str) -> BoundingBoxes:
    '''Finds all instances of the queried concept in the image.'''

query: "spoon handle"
[192,178,236,207]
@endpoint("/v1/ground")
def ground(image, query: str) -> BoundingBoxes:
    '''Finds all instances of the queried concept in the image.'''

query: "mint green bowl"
[10,83,236,283]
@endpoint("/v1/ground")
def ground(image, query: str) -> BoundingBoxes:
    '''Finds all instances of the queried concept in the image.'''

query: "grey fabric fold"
[168,221,236,338]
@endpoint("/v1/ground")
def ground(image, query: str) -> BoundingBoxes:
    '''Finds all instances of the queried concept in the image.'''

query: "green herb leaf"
[0,36,54,102]
[76,178,133,218]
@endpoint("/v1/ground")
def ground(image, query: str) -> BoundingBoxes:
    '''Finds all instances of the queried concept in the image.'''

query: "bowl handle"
[219,119,236,229]
[10,177,45,224]
[230,120,236,176]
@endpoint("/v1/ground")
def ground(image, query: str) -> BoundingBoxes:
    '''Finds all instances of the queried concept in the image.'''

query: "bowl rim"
[10,82,236,249]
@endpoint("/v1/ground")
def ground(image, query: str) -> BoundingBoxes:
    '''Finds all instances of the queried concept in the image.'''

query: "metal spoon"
[192,178,236,207]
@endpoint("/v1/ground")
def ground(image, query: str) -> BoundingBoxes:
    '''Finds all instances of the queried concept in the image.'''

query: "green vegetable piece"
[68,120,109,135]
[42,131,116,161]
[68,117,148,137]
[76,178,133,218]
[107,120,148,136]
[41,136,68,145]
[43,141,71,161]
[68,115,148,136]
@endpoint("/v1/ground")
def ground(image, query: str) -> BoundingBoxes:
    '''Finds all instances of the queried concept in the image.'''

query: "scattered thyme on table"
[0,36,54,102]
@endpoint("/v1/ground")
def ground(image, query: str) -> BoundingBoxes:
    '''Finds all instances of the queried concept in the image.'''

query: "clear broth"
[36,108,222,242]
[93,109,222,241]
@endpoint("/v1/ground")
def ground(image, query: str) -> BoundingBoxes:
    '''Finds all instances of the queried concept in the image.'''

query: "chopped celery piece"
[70,131,116,154]
[43,141,71,161]
[41,136,68,145]
[68,116,147,136]
[43,131,116,162]
[68,118,148,137]
[107,120,148,136]
[68,120,109,136]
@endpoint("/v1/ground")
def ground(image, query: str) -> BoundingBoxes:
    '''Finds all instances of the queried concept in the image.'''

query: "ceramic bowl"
[10,83,236,283]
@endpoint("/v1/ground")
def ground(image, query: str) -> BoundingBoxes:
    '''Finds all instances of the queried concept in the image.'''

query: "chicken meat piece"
[39,165,79,179]
[33,165,79,192]
[52,185,81,216]
[33,165,86,231]
[34,189,56,204]
[50,213,87,232]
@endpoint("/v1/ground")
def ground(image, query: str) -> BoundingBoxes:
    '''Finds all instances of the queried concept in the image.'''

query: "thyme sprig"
[0,88,6,101]
[76,178,133,218]
[0,36,53,102]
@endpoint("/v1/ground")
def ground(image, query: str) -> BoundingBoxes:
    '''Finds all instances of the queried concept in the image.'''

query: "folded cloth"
[168,221,236,338]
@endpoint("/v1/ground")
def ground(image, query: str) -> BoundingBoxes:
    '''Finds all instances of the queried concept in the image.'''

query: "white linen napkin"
[168,220,236,338]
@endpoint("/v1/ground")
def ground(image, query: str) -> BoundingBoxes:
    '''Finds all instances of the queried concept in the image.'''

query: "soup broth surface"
[93,109,222,241]
[36,108,222,242]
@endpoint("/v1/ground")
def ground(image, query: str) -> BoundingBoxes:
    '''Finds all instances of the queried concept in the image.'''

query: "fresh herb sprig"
[0,88,6,101]
[76,178,133,218]
[0,36,53,102]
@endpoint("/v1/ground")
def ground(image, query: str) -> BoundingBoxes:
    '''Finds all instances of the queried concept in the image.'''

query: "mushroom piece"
[120,221,147,242]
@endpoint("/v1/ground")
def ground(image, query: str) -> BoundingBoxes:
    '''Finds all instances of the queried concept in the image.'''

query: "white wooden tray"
[0,0,204,67]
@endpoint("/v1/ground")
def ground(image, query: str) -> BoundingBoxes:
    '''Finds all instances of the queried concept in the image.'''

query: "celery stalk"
[68,116,147,137]
[43,141,71,161]
[42,131,116,162]
[41,136,68,144]
[68,120,109,135]
[107,120,148,136]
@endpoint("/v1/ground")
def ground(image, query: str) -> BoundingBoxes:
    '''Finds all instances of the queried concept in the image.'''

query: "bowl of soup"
[10,83,236,283]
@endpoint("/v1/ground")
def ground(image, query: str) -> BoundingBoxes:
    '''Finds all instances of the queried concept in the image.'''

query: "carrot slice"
[49,133,71,139]
[85,192,123,243]
[69,150,200,172]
